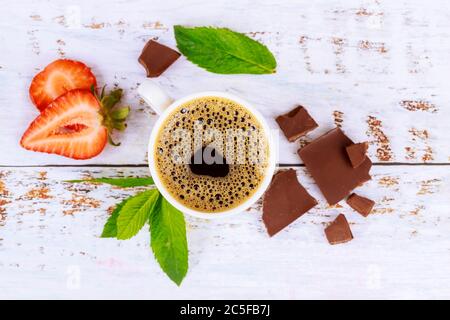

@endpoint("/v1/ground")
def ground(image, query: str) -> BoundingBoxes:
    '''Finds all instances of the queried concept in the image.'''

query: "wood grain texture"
[0,166,449,299]
[0,0,449,165]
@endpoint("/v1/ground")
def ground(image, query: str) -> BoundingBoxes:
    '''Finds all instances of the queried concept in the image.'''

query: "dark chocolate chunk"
[263,169,317,237]
[138,40,180,77]
[346,193,375,217]
[325,214,353,245]
[276,106,318,142]
[298,128,372,205]
[346,142,368,168]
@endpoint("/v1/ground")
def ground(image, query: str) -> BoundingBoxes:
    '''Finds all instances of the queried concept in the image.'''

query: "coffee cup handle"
[137,79,174,115]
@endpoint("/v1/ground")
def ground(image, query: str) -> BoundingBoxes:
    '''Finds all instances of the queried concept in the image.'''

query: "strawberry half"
[29,59,97,112]
[20,88,130,160]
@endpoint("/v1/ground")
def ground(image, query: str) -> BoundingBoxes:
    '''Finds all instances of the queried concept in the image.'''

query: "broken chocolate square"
[325,214,353,245]
[346,142,368,168]
[138,40,180,77]
[346,193,375,217]
[263,169,317,237]
[276,106,318,142]
[298,128,372,205]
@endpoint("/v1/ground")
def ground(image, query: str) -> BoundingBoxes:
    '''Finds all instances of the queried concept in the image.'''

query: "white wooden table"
[1,0,450,299]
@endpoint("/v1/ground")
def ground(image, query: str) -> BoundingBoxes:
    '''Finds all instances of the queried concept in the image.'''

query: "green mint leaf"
[116,190,160,240]
[150,197,188,286]
[174,25,277,74]
[101,197,130,238]
[66,177,154,188]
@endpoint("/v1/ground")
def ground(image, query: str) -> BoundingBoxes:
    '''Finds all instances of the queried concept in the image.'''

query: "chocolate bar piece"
[138,40,180,77]
[346,193,375,217]
[325,214,353,245]
[263,169,317,237]
[276,106,318,142]
[298,128,372,205]
[346,142,368,168]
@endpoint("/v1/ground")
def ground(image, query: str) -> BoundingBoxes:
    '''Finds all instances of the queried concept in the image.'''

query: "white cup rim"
[148,91,276,219]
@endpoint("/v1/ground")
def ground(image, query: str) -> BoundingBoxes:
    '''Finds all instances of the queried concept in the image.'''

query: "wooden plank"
[1,166,449,299]
[0,0,449,165]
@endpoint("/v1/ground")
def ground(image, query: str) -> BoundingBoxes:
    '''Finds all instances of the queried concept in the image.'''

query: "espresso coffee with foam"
[154,96,269,213]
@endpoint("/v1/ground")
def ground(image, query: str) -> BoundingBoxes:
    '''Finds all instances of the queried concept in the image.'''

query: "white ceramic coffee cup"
[138,79,276,219]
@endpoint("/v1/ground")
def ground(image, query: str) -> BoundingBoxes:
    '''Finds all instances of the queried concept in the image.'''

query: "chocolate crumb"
[346,193,375,217]
[138,40,180,77]
[325,214,353,245]
[276,106,318,142]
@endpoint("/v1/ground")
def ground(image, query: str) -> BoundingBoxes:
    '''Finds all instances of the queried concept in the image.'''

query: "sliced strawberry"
[21,88,130,160]
[29,59,97,112]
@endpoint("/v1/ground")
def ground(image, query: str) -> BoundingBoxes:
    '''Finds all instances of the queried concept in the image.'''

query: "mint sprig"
[66,177,154,187]
[174,25,277,74]
[68,177,189,286]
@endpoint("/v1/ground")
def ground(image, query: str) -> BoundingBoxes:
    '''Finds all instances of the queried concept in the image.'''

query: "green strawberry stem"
[91,85,130,146]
